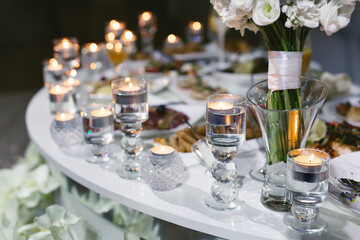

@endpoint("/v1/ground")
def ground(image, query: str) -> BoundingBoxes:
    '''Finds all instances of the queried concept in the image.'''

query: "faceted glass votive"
[81,103,114,164]
[48,83,75,115]
[205,94,247,211]
[140,145,184,191]
[50,112,83,148]
[53,37,80,69]
[112,77,148,180]
[284,148,330,233]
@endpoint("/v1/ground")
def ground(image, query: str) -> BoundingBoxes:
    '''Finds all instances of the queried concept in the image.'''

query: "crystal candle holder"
[284,148,330,233]
[112,77,148,180]
[140,145,184,191]
[138,11,157,55]
[186,21,203,44]
[205,94,247,211]
[43,58,65,87]
[50,112,82,148]
[53,37,80,70]
[48,83,74,114]
[81,103,114,164]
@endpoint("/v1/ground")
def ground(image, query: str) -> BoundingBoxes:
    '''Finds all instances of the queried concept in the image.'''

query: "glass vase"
[246,78,328,212]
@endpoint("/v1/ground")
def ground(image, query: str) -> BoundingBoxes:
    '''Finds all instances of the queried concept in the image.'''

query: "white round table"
[26,88,360,240]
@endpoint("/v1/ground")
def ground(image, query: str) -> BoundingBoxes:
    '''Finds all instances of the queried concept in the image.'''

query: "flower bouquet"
[211,0,357,211]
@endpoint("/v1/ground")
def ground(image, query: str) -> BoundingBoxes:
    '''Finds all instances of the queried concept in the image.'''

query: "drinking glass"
[284,148,330,233]
[112,77,148,180]
[106,40,130,77]
[205,94,247,210]
[81,103,114,164]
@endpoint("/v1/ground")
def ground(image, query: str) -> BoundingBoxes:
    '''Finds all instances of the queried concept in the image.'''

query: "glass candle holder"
[140,145,184,191]
[81,43,102,72]
[163,34,184,54]
[112,77,148,180]
[48,83,74,115]
[186,21,203,44]
[62,77,82,112]
[43,58,65,87]
[53,37,80,70]
[81,103,114,164]
[50,112,83,148]
[205,94,247,211]
[138,11,157,55]
[284,148,330,233]
[105,20,126,39]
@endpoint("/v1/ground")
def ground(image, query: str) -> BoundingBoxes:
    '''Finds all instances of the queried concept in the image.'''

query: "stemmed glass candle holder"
[105,20,126,39]
[43,58,64,87]
[81,103,114,164]
[284,149,330,233]
[53,37,80,70]
[48,83,74,114]
[205,94,247,210]
[186,21,203,44]
[50,112,82,148]
[112,77,148,180]
[138,11,157,55]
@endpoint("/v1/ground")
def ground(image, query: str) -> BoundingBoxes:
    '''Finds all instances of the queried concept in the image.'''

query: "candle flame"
[309,154,314,163]
[167,34,176,43]
[90,62,96,70]
[67,78,74,85]
[100,107,106,114]
[105,32,115,42]
[142,11,152,21]
[62,39,70,48]
[49,58,60,68]
[110,20,120,30]
[125,77,131,82]
[60,113,65,120]
[70,69,77,77]
[129,82,133,88]
[55,85,61,91]
[192,21,202,31]
[124,30,134,41]
[89,43,98,52]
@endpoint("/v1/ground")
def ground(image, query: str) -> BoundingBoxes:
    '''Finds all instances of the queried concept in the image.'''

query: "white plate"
[329,151,360,214]
[321,95,360,127]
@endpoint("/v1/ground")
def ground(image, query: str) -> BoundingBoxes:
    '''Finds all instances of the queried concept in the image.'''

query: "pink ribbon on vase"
[268,51,303,91]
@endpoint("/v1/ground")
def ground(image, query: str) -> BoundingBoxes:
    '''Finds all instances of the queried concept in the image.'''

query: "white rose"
[320,0,356,36]
[252,0,281,26]
[232,0,254,12]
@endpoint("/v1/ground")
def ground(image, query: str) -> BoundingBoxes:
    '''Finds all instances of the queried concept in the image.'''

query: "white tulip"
[320,0,356,36]
[252,0,281,26]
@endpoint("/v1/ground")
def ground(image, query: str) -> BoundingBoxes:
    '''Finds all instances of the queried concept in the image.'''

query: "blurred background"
[0,0,359,165]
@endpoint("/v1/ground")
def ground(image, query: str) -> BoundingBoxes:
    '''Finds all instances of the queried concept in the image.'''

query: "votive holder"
[186,21,203,44]
[81,103,114,164]
[50,112,82,148]
[112,77,148,180]
[284,148,330,233]
[205,94,247,211]
[105,20,126,39]
[138,11,157,55]
[140,145,184,191]
[43,58,65,87]
[53,37,80,69]
[81,42,102,72]
[48,83,74,114]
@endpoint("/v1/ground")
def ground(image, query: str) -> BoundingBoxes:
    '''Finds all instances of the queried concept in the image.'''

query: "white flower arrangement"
[211,0,357,36]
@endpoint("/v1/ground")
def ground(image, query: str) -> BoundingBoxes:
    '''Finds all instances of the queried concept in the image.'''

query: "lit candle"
[53,37,78,60]
[109,20,125,32]
[55,112,75,124]
[151,145,175,156]
[208,102,234,114]
[47,58,63,71]
[106,20,126,39]
[167,34,179,45]
[49,85,70,103]
[190,21,202,33]
[139,11,152,27]
[294,154,322,168]
[63,77,81,88]
[90,107,113,118]
[121,30,136,43]
[118,82,141,92]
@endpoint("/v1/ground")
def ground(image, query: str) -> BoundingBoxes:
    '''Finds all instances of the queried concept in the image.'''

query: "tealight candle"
[208,102,234,114]
[121,30,137,43]
[118,82,141,92]
[190,21,202,34]
[63,77,81,88]
[151,145,175,156]
[43,58,64,87]
[54,112,75,126]
[139,11,153,27]
[294,154,322,168]
[85,107,114,128]
[206,98,238,125]
[49,85,70,102]
[47,58,63,71]
[53,38,78,60]
[90,107,113,118]
[167,34,179,44]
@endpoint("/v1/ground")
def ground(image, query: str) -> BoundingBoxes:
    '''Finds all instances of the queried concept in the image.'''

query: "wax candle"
[208,102,234,114]
[47,58,63,71]
[90,107,113,118]
[151,145,175,156]
[49,85,69,96]
[294,154,322,167]
[167,34,179,44]
[118,82,141,92]
[63,77,81,88]
[55,112,75,124]
[53,38,78,60]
